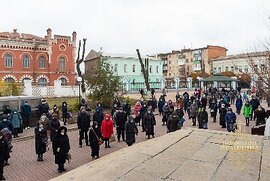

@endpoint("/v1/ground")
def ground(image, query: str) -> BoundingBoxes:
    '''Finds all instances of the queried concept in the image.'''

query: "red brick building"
[0,29,77,86]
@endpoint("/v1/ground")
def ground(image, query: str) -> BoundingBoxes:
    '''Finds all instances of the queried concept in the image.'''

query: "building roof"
[213,51,269,61]
[85,49,101,61]
[202,74,238,82]
[0,29,46,41]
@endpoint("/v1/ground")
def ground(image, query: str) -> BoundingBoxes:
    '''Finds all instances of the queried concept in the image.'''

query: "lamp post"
[197,76,202,90]
[77,77,82,104]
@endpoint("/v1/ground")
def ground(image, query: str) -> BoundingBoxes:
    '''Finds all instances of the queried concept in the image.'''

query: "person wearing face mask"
[114,107,127,142]
[49,114,60,142]
[125,116,138,146]
[144,108,156,139]
[53,126,70,173]
[93,107,104,129]
[10,109,22,138]
[0,132,7,180]
[77,107,91,148]
[0,128,11,167]
[38,99,50,118]
[89,121,102,159]
[162,102,170,126]
[35,122,47,161]
[21,100,31,129]
[101,114,114,148]
[140,103,148,131]
[254,106,266,126]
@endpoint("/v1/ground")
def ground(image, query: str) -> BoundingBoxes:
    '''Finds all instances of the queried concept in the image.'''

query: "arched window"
[23,55,30,68]
[39,56,45,68]
[124,64,127,73]
[132,65,136,73]
[114,64,118,73]
[59,57,66,72]
[156,66,159,73]
[38,78,48,86]
[22,78,31,83]
[5,54,13,68]
[5,77,15,83]
[60,78,67,86]
[150,65,152,73]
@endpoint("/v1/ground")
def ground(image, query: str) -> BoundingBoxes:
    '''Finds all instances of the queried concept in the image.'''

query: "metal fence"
[121,82,162,92]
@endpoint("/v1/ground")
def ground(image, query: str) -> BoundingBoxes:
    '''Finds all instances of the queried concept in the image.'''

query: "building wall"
[0,29,76,85]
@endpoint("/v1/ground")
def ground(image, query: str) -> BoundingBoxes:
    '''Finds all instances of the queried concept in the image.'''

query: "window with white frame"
[5,54,13,68]
[23,55,30,68]
[39,56,45,69]
[156,66,159,73]
[59,57,66,72]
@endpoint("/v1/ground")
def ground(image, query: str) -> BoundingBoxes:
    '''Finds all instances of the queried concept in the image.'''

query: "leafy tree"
[86,56,122,108]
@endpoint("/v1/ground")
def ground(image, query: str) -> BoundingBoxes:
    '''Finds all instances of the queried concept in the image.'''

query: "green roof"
[201,74,238,82]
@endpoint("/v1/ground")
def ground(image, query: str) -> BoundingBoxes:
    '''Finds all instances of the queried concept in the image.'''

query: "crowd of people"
[1,87,270,180]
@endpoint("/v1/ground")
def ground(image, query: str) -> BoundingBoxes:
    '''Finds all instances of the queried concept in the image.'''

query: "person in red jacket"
[101,114,114,148]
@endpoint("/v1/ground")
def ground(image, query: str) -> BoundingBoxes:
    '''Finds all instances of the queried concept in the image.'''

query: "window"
[5,78,15,83]
[150,65,152,73]
[238,66,242,73]
[261,64,266,72]
[169,73,171,76]
[114,64,118,73]
[22,78,30,83]
[244,65,249,73]
[124,64,127,73]
[231,66,234,72]
[225,66,229,72]
[218,67,221,73]
[213,68,217,74]
[132,64,135,72]
[5,54,13,67]
[37,78,48,86]
[23,55,30,68]
[60,78,67,86]
[156,66,159,73]
[39,56,45,68]
[59,57,66,72]
[169,61,171,64]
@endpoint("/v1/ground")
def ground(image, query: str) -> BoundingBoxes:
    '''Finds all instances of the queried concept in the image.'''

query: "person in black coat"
[125,116,138,146]
[38,99,50,117]
[140,104,148,132]
[115,107,127,142]
[61,102,68,125]
[77,107,91,147]
[49,115,60,142]
[93,107,104,129]
[167,111,180,133]
[123,102,131,116]
[0,115,13,134]
[209,96,218,123]
[0,132,7,180]
[21,100,31,129]
[255,106,266,126]
[144,108,156,139]
[35,122,47,161]
[53,126,70,173]
[198,108,208,129]
[89,122,101,159]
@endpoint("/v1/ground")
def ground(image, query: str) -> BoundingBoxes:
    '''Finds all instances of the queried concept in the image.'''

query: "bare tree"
[76,38,87,99]
[136,49,150,91]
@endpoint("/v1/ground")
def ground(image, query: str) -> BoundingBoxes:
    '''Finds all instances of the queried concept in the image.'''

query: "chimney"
[47,28,52,38]
[72,31,77,42]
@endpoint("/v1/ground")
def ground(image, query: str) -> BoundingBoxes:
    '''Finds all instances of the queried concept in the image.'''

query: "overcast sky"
[1,0,270,55]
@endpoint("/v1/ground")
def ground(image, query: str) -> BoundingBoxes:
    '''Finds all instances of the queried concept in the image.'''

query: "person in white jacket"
[264,110,270,139]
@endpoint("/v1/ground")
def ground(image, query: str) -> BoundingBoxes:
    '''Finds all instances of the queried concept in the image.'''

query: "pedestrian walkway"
[51,128,268,181]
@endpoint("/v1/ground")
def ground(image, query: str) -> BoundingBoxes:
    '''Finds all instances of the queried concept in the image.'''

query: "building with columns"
[0,29,77,86]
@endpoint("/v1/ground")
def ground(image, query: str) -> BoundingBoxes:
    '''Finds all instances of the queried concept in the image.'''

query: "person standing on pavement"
[158,98,165,116]
[235,96,243,115]
[89,121,102,159]
[167,111,180,133]
[21,100,31,129]
[219,104,227,128]
[243,101,252,126]
[49,114,60,142]
[61,102,68,125]
[225,108,237,132]
[201,95,207,109]
[93,107,104,129]
[9,109,22,138]
[144,107,156,139]
[254,106,266,126]
[77,106,91,148]
[115,107,127,142]
[0,128,11,167]
[209,95,218,123]
[133,102,142,126]
[35,122,47,161]
[190,101,198,126]
[183,92,189,113]
[38,99,50,118]
[53,126,70,173]
[125,116,138,146]
[140,103,148,131]
[0,131,7,180]
[101,114,114,148]
[123,101,131,116]
[162,102,170,126]
[52,105,60,119]
[250,95,260,121]
[198,107,208,129]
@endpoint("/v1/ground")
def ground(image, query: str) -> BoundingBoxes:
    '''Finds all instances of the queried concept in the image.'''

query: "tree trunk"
[136,49,150,91]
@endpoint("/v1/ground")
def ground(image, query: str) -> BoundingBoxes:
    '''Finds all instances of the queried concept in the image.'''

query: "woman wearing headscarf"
[53,126,70,173]
[35,122,47,161]
[61,102,68,125]
[133,102,142,125]
[89,121,102,159]
[144,108,156,139]
[101,114,114,148]
[125,116,138,146]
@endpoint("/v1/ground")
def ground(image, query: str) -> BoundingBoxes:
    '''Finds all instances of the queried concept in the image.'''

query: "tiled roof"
[213,51,269,61]
[0,30,45,41]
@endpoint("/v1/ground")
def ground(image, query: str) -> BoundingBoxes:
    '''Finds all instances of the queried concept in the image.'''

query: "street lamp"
[77,77,82,104]
[197,76,202,90]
